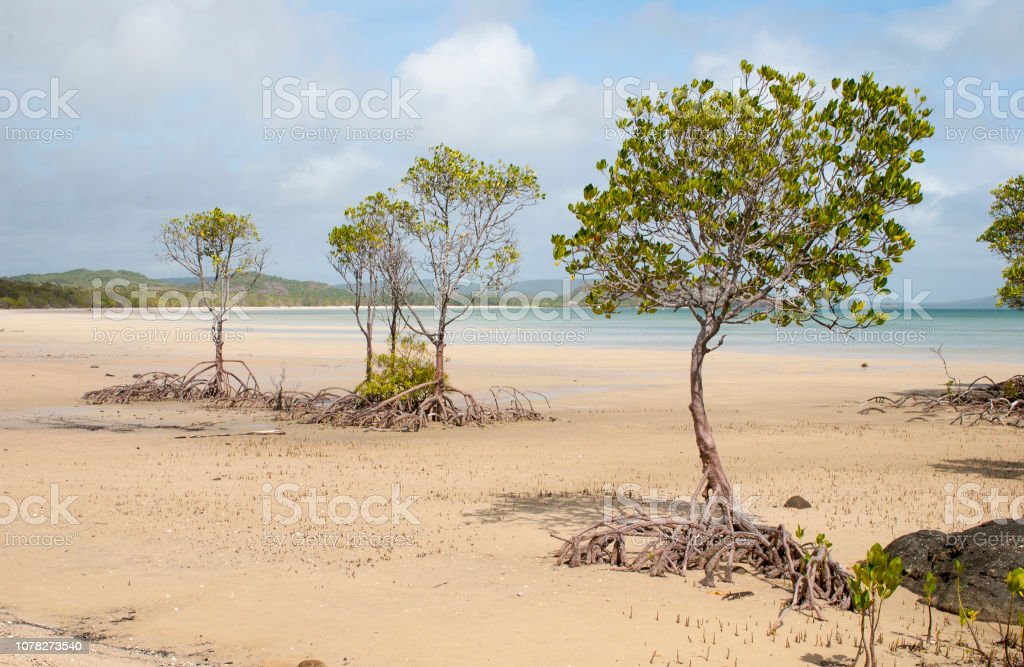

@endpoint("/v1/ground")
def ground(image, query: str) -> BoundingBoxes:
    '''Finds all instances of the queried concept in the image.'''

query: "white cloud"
[1,1,1021,299]
[397,24,590,148]
[281,148,381,199]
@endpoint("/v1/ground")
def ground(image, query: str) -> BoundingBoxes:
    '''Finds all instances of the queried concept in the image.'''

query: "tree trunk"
[390,298,399,356]
[365,335,373,382]
[689,332,733,506]
[433,337,445,400]
[365,310,374,383]
[213,316,225,393]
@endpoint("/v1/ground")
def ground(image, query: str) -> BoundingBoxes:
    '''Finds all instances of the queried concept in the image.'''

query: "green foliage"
[954,559,980,626]
[328,222,384,260]
[402,144,543,293]
[978,175,1024,309]
[1007,567,1024,599]
[1001,378,1024,401]
[850,544,903,666]
[923,570,938,601]
[164,207,263,276]
[553,61,933,333]
[7,268,151,287]
[328,201,388,281]
[1005,567,1024,653]
[161,207,267,313]
[329,191,417,299]
[923,570,938,643]
[0,278,117,308]
[801,531,833,564]
[0,268,464,308]
[357,336,439,404]
[344,191,417,241]
[850,543,903,612]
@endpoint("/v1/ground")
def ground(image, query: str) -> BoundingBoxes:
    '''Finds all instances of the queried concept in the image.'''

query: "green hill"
[0,278,121,308]
[2,269,359,307]
[9,268,155,288]
[244,274,355,306]
[0,269,592,309]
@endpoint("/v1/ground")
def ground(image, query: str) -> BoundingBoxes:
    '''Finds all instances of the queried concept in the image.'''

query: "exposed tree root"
[84,368,548,431]
[554,482,852,625]
[83,361,264,405]
[862,375,1024,427]
[286,384,549,431]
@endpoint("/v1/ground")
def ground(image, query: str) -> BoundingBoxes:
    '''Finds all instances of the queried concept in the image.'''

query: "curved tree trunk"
[689,330,733,506]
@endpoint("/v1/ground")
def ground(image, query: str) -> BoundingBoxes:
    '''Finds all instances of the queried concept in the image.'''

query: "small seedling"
[923,571,937,643]
[849,543,902,667]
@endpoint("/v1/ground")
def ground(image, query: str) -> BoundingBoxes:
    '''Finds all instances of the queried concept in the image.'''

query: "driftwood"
[862,375,1024,427]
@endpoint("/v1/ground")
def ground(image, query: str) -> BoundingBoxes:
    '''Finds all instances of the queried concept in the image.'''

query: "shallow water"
[230,305,1024,358]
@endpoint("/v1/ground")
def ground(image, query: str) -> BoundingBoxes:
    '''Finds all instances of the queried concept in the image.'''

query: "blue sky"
[1,0,1022,302]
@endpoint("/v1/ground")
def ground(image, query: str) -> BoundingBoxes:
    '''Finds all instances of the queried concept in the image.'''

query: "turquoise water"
[235,306,1023,358]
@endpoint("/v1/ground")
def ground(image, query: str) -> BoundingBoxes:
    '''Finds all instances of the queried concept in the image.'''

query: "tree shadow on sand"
[463,492,609,535]
[463,491,702,538]
[799,654,853,666]
[931,458,1024,480]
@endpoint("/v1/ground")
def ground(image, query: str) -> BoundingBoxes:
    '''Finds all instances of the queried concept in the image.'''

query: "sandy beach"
[0,310,1021,666]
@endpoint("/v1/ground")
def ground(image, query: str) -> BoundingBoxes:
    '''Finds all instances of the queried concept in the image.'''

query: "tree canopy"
[399,144,544,393]
[554,61,933,334]
[978,175,1024,309]
[161,207,267,314]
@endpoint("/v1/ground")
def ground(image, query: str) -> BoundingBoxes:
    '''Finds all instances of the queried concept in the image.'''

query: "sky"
[1,0,1022,302]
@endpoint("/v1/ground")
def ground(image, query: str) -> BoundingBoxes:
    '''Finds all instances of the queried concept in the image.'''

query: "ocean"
[233,306,1024,359]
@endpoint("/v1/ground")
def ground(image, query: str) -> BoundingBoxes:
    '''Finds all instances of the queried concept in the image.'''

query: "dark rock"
[783,495,812,509]
[297,660,328,667]
[885,521,1024,621]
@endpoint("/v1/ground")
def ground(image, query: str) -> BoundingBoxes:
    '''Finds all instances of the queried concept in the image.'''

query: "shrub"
[357,336,439,405]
